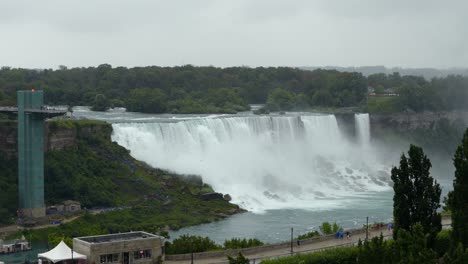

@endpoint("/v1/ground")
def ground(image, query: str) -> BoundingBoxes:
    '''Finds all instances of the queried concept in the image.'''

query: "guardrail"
[166,217,453,262]
[166,226,371,261]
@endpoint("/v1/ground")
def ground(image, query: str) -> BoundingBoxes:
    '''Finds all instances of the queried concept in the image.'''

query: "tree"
[319,222,343,235]
[91,94,109,111]
[126,88,168,113]
[227,252,250,264]
[391,224,437,264]
[375,85,385,94]
[448,129,468,248]
[391,145,442,240]
[266,88,295,111]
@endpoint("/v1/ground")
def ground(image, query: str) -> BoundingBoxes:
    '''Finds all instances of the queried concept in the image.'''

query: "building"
[46,200,82,215]
[63,200,81,212]
[73,231,164,264]
[0,238,30,254]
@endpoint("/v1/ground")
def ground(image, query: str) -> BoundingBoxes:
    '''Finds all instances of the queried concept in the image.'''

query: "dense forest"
[0,65,466,113]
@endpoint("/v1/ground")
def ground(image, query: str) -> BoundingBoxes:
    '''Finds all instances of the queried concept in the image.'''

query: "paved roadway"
[165,218,451,264]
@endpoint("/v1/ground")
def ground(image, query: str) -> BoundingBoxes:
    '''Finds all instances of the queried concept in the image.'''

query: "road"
[165,217,451,264]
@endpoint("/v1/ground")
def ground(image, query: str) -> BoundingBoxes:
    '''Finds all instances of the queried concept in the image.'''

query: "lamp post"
[290,227,293,255]
[191,242,194,264]
[366,216,369,241]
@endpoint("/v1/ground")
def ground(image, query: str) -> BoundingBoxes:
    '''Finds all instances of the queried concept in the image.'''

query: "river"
[72,107,452,244]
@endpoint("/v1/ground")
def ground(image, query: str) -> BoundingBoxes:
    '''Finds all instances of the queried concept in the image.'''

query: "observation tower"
[0,90,66,218]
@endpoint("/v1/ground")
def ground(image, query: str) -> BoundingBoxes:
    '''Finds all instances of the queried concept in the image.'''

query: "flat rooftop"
[75,231,160,244]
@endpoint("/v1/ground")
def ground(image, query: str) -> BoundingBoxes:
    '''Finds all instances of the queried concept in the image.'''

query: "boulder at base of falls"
[223,194,232,202]
[200,192,224,201]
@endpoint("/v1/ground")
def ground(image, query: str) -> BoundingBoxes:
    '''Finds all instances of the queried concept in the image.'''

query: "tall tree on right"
[449,128,468,248]
[391,144,442,240]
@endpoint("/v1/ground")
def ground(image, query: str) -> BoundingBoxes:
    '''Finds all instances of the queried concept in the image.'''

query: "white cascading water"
[112,114,390,213]
[355,113,371,148]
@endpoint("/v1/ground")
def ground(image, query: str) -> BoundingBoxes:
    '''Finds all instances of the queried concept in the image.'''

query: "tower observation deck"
[0,90,66,218]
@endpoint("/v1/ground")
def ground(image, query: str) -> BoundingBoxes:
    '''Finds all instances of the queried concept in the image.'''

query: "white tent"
[38,241,87,263]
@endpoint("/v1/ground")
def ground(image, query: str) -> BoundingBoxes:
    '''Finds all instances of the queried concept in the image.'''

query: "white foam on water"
[112,114,391,213]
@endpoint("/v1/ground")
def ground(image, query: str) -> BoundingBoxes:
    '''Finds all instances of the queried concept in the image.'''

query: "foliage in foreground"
[263,224,443,264]
[261,247,359,264]
[447,128,468,249]
[391,144,441,242]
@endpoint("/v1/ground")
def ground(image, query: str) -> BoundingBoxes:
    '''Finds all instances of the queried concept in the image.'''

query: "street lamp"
[366,216,369,241]
[290,227,293,255]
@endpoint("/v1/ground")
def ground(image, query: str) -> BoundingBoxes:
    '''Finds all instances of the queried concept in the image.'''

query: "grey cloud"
[0,0,466,68]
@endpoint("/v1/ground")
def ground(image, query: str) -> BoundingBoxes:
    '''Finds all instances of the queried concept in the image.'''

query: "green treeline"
[366,73,468,113]
[2,65,465,113]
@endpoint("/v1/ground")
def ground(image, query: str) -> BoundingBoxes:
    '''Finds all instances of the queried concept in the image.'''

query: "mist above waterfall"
[112,113,391,213]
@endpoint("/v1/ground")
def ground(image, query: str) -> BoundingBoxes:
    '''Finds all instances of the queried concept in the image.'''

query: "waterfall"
[355,113,371,146]
[112,114,389,212]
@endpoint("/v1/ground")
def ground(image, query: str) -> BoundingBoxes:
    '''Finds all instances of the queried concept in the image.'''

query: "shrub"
[224,238,264,249]
[297,231,320,240]
[165,235,221,254]
[320,222,343,235]
[434,229,451,257]
[227,252,250,264]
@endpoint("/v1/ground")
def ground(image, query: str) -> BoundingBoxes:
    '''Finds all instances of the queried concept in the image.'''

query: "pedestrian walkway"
[165,217,451,264]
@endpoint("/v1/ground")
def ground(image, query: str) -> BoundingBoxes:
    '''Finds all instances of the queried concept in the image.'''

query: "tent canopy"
[38,241,86,263]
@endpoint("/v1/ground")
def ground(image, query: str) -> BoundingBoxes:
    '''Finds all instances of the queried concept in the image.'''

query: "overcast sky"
[1,0,467,69]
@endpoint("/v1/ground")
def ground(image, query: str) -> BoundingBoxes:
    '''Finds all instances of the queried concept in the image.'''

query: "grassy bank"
[1,119,242,243]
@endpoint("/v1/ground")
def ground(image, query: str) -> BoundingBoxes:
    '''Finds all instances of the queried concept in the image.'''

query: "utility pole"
[366,216,369,241]
[290,227,293,255]
[191,241,194,264]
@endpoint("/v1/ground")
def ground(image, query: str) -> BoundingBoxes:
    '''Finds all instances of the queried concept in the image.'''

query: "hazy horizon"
[1,64,467,71]
[1,0,467,69]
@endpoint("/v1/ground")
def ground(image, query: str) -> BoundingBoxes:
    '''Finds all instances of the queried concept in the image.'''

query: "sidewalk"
[166,217,451,264]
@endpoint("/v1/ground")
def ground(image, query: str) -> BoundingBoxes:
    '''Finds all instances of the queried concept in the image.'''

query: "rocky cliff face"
[370,111,468,133]
[0,120,112,158]
[0,121,17,158]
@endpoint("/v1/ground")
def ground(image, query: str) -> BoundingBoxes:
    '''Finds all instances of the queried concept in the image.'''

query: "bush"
[165,235,221,254]
[320,222,343,235]
[434,229,451,257]
[297,231,320,240]
[224,238,264,249]
[227,252,250,264]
